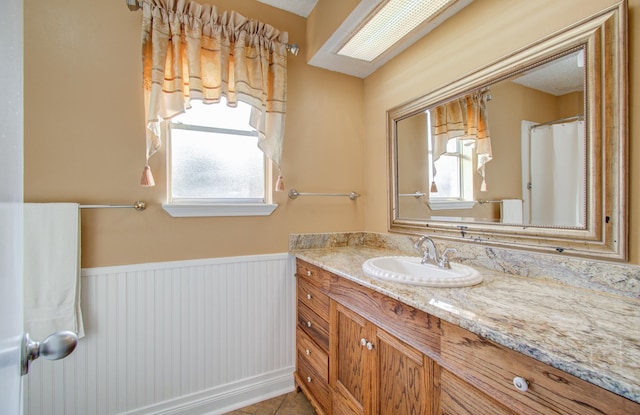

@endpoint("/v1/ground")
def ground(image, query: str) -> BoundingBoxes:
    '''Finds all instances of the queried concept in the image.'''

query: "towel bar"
[288,189,360,201]
[400,191,426,198]
[79,201,147,211]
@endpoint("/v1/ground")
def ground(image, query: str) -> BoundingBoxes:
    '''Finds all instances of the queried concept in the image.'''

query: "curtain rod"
[125,0,300,55]
[80,201,147,211]
[530,115,584,130]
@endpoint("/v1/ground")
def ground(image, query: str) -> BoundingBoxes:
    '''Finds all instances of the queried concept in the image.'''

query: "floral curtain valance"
[430,89,492,192]
[139,0,288,187]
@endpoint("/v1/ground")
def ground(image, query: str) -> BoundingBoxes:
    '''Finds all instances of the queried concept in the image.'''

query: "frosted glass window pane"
[427,129,462,199]
[432,156,460,198]
[171,129,264,200]
[173,98,255,131]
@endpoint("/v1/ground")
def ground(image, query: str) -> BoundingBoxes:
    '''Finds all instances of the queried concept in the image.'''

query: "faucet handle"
[439,248,457,269]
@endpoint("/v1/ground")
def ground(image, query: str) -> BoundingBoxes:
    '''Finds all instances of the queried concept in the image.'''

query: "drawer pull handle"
[307,293,312,300]
[307,271,312,277]
[307,321,312,328]
[307,376,312,383]
[306,349,311,355]
[513,376,529,392]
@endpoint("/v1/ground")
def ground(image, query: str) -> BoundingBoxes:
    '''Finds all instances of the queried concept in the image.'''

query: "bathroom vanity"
[291,233,640,415]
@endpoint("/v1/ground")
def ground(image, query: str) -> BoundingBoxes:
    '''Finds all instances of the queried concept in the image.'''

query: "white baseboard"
[123,367,295,415]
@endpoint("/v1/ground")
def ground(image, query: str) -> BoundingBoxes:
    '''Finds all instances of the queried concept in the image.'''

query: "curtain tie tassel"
[430,181,438,193]
[480,178,487,192]
[275,175,285,192]
[140,165,156,187]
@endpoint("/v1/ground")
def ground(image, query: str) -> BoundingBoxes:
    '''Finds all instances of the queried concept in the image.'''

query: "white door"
[0,0,25,413]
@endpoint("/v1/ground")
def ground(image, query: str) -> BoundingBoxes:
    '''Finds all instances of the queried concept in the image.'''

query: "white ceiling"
[256,0,318,17]
[511,50,584,96]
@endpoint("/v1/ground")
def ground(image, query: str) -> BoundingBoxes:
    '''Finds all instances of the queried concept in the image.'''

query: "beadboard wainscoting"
[23,253,297,415]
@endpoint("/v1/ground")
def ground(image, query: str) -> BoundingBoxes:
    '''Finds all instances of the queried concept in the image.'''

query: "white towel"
[24,203,84,340]
[501,199,523,224]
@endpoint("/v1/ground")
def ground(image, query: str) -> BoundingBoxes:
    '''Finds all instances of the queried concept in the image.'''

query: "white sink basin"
[362,256,483,287]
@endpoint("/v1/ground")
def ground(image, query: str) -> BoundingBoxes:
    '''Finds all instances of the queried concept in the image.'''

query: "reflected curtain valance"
[430,89,492,192]
[139,0,288,187]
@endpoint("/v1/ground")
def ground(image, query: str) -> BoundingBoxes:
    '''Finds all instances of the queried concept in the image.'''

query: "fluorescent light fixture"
[337,0,456,62]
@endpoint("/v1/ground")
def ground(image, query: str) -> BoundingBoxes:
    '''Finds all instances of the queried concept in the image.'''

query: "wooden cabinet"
[440,321,640,415]
[330,290,435,415]
[294,259,640,415]
[331,302,368,415]
[295,259,439,415]
[373,325,434,415]
[295,270,331,414]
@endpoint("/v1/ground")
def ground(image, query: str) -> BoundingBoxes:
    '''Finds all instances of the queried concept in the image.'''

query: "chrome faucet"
[414,236,456,269]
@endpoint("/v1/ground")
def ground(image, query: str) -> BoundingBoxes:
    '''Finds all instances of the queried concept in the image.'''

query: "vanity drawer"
[298,301,330,351]
[298,277,330,321]
[297,327,329,381]
[441,321,639,415]
[296,259,330,292]
[440,367,516,415]
[297,349,331,413]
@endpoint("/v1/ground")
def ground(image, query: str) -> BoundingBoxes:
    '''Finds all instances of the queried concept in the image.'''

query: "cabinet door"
[374,327,434,415]
[331,301,373,415]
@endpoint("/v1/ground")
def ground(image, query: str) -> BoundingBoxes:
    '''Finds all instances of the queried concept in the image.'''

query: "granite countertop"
[291,239,640,405]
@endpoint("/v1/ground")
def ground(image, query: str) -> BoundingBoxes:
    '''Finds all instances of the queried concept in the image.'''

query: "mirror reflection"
[396,48,586,228]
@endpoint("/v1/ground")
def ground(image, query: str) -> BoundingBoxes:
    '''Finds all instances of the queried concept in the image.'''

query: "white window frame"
[161,102,278,218]
[427,136,476,211]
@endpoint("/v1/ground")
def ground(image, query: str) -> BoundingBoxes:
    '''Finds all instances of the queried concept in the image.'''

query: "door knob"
[21,331,78,375]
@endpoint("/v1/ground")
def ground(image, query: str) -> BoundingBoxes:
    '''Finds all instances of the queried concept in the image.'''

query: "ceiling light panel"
[337,0,456,62]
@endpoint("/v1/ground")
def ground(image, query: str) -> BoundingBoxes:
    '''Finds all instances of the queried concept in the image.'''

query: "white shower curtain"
[529,120,585,227]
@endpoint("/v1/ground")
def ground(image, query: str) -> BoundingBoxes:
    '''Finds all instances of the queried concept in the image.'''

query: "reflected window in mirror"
[426,117,475,210]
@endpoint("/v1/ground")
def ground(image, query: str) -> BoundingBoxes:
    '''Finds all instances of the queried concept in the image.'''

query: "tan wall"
[396,112,429,218]
[307,0,359,59]
[24,0,365,268]
[25,0,639,266]
[363,0,639,264]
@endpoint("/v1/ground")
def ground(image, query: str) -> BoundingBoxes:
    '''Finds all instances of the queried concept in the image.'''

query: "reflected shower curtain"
[529,120,585,227]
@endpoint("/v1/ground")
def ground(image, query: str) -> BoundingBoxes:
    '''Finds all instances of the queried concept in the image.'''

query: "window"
[427,111,476,210]
[162,99,277,217]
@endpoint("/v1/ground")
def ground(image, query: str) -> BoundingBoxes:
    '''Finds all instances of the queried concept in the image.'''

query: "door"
[0,0,25,413]
[331,302,372,415]
[374,327,432,415]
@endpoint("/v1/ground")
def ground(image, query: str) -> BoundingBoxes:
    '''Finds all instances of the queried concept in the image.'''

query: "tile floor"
[223,391,316,415]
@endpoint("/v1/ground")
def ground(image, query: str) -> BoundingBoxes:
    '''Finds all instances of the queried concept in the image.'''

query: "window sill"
[428,200,476,211]
[162,203,278,217]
